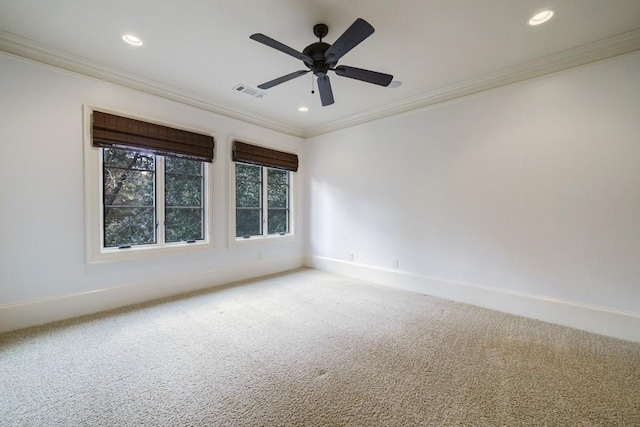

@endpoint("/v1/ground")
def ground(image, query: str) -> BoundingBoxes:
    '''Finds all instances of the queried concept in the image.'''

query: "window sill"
[231,233,296,247]
[87,240,214,264]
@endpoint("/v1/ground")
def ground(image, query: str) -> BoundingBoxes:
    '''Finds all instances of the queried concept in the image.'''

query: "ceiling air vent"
[233,84,266,99]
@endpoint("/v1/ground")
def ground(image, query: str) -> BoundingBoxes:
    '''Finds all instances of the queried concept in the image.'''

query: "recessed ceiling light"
[122,33,143,46]
[388,81,402,89]
[528,10,554,26]
[298,106,309,112]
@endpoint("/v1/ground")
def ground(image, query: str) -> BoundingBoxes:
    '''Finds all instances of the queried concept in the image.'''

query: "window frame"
[229,140,296,246]
[84,106,215,264]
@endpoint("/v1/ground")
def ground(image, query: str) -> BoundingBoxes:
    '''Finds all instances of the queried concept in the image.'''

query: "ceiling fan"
[250,18,393,107]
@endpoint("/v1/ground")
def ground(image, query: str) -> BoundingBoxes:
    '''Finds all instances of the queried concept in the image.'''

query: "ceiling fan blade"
[257,70,310,90]
[317,74,334,106]
[324,18,374,66]
[334,65,393,86]
[250,33,313,66]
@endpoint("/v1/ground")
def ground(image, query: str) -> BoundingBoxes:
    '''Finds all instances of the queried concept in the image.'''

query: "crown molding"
[2,28,639,140]
[0,30,304,138]
[303,28,640,138]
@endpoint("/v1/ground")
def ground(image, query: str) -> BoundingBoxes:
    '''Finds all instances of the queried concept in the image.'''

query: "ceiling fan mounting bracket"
[313,24,329,41]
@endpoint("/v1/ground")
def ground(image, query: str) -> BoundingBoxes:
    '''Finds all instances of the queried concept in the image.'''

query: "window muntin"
[235,163,290,238]
[101,148,205,249]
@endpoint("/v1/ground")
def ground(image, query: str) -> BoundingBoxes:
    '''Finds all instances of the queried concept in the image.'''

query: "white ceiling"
[1,0,639,137]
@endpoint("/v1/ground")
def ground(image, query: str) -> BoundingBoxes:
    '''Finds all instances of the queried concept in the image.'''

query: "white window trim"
[228,138,297,247]
[83,105,215,264]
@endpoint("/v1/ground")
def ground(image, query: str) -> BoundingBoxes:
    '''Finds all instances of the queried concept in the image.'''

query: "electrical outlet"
[348,253,354,261]
[393,259,399,269]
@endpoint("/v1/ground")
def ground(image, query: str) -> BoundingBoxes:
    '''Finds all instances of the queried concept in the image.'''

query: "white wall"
[0,53,305,332]
[2,50,639,341]
[305,53,640,341]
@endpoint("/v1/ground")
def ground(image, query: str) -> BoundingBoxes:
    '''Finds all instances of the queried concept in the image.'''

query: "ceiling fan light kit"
[250,18,394,107]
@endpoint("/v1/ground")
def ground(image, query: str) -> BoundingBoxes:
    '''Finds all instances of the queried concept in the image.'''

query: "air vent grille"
[233,84,266,99]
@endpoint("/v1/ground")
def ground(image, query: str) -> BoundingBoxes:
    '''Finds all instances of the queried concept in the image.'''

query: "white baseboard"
[0,256,304,334]
[5,255,638,343]
[305,255,640,343]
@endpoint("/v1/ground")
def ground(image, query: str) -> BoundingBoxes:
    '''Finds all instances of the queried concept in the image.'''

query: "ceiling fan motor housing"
[303,41,331,75]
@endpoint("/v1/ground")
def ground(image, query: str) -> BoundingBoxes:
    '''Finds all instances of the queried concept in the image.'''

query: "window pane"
[104,149,154,171]
[236,181,261,207]
[268,184,288,208]
[165,158,204,243]
[267,169,288,185]
[236,163,261,181]
[165,208,203,242]
[104,207,155,247]
[103,148,156,248]
[165,157,203,175]
[165,173,203,206]
[267,168,289,241]
[236,209,262,237]
[268,209,288,234]
[104,168,155,207]
[236,163,262,210]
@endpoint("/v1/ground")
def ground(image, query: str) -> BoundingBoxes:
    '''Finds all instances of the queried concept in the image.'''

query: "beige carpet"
[1,268,638,426]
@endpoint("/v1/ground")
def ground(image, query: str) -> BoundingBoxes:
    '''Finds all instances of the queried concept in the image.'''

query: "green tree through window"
[267,169,289,234]
[165,157,204,242]
[102,148,205,248]
[235,163,290,238]
[103,149,156,247]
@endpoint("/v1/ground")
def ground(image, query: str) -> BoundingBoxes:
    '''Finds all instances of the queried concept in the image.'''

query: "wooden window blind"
[92,111,215,162]
[232,141,298,172]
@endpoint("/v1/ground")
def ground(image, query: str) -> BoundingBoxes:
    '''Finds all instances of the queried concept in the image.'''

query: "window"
[232,141,298,241]
[235,163,290,238]
[85,108,214,262]
[164,157,206,243]
[103,148,205,248]
[102,148,156,247]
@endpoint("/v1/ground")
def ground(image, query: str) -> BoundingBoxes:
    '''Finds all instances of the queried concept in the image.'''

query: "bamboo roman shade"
[232,141,298,172]
[92,111,215,162]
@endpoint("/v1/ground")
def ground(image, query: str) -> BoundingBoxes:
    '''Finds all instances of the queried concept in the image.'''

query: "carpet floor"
[1,268,639,426]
